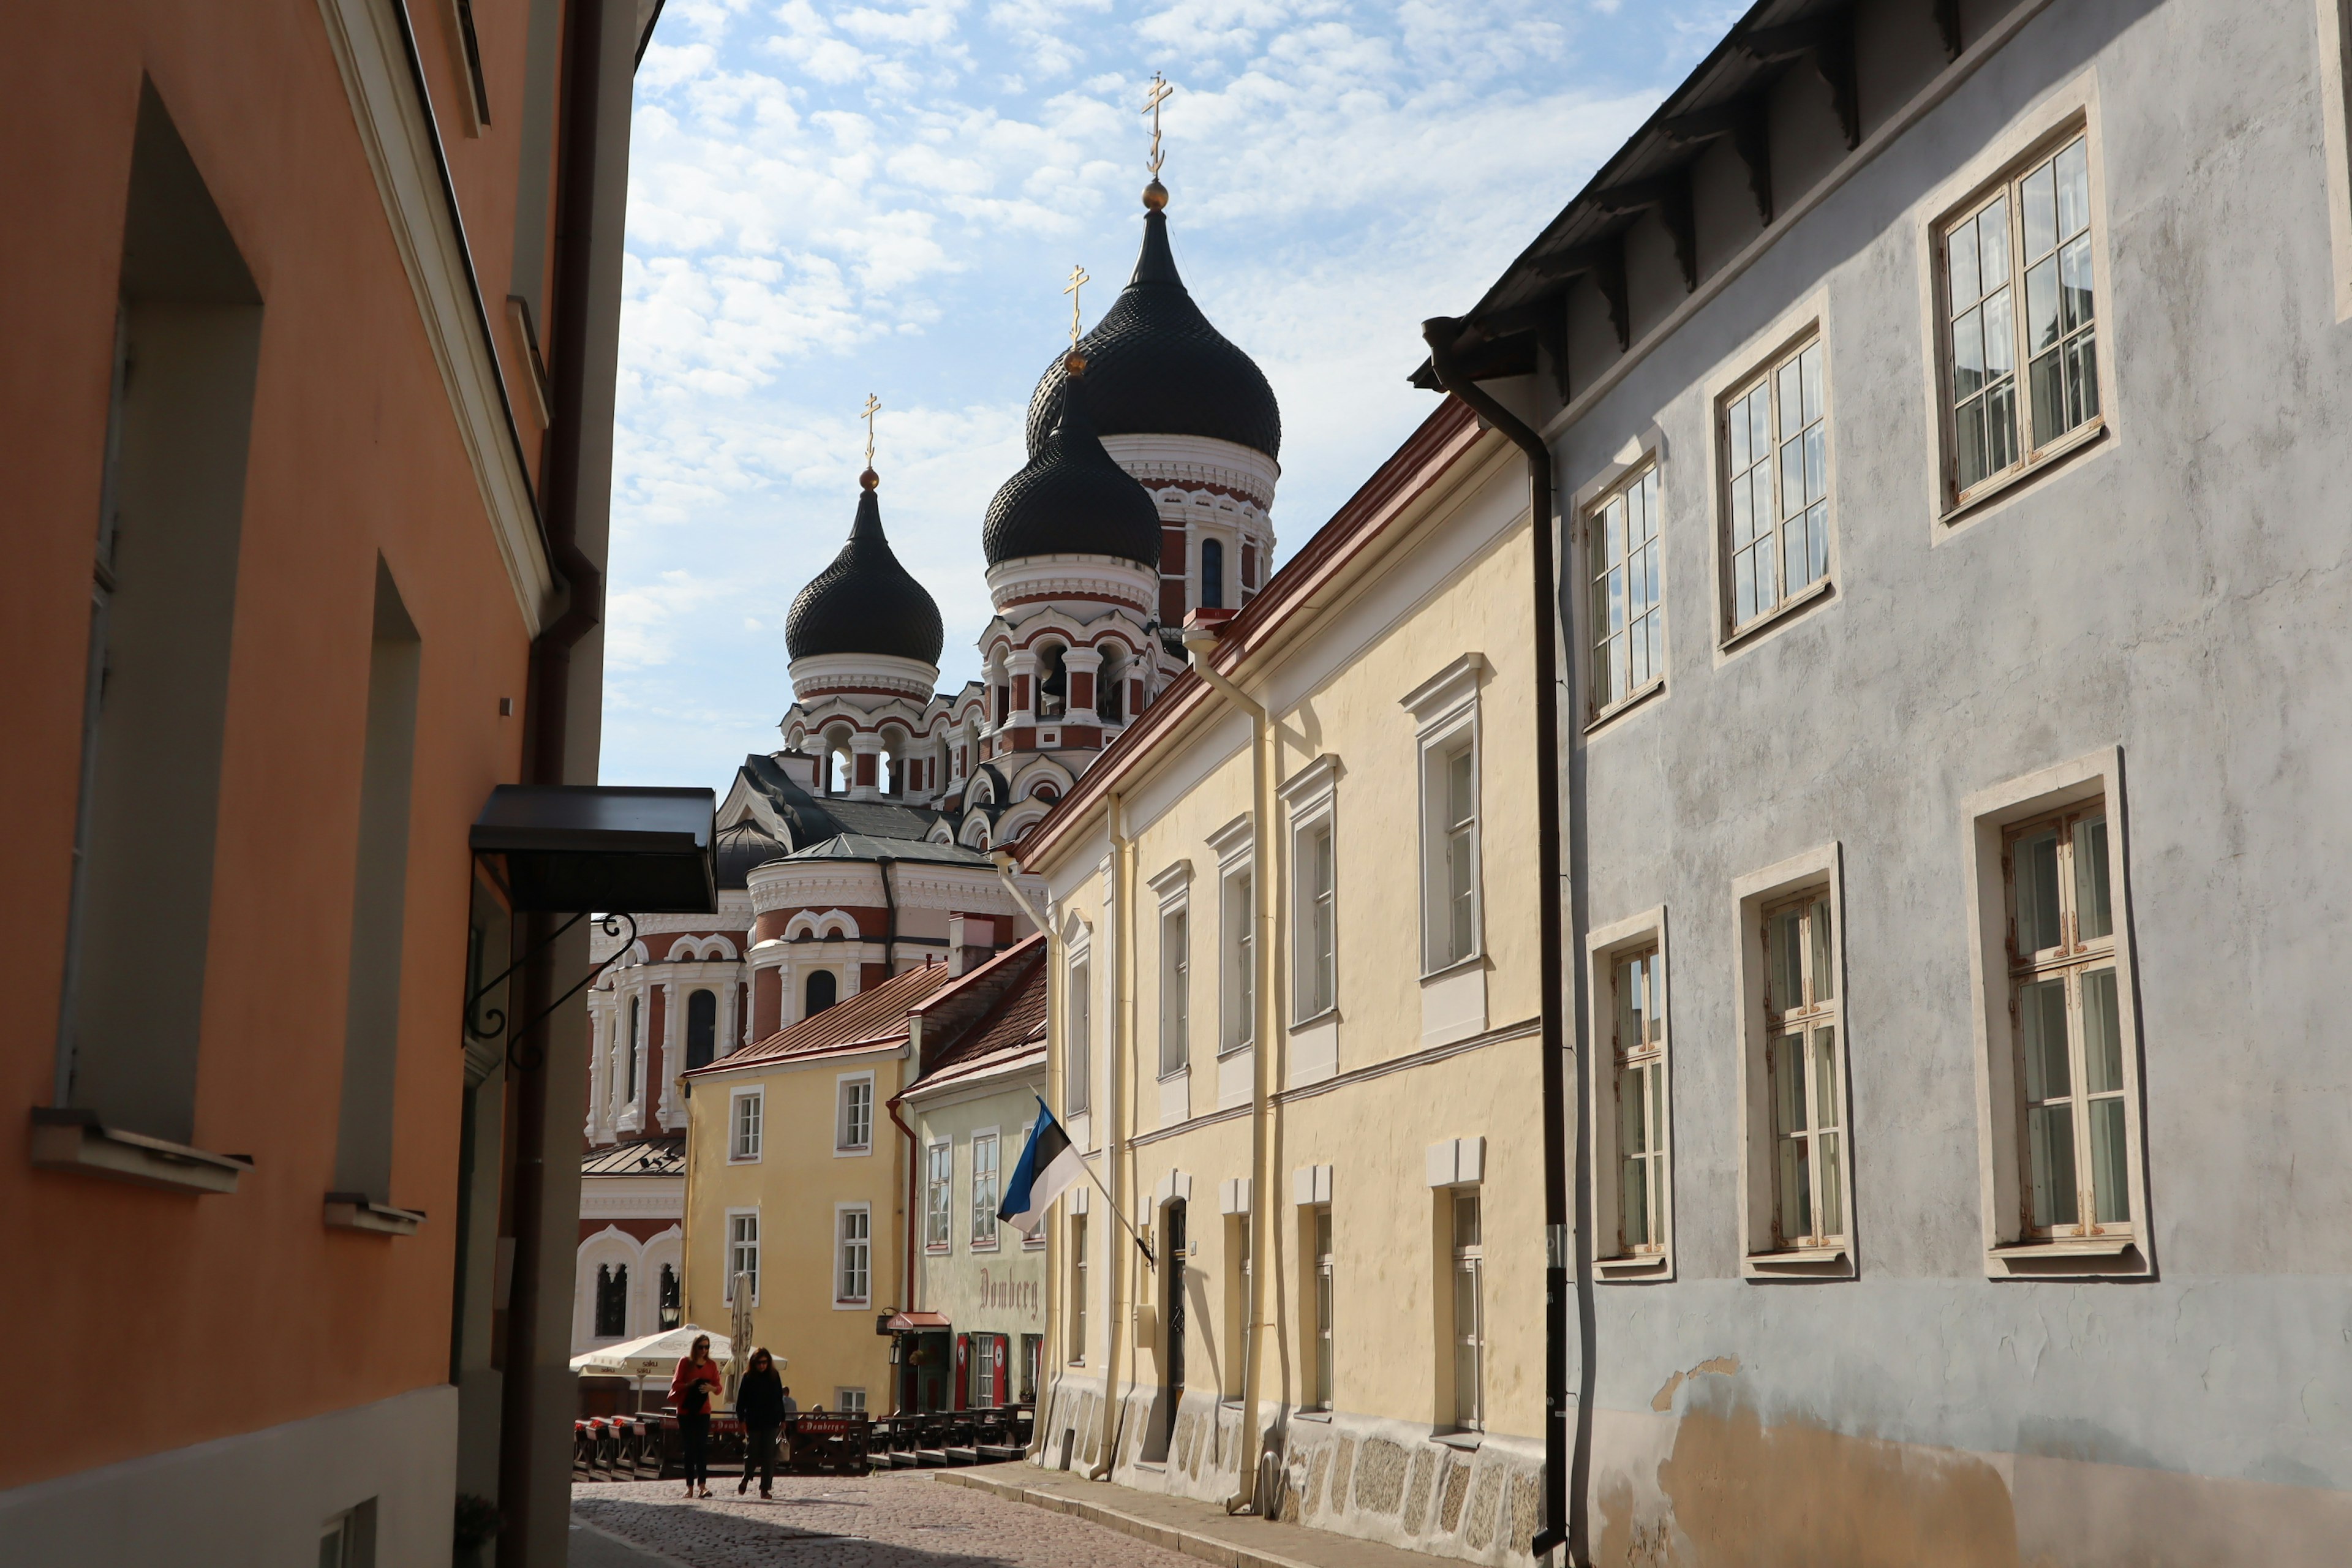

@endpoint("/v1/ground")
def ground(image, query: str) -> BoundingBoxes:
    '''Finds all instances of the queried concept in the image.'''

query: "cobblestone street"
[570,1475,1199,1567]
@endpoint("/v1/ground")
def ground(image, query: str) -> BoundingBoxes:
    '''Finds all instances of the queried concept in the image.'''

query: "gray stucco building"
[1419,0,2352,1559]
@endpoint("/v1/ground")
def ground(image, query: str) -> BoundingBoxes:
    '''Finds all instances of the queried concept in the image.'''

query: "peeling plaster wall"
[1547,0,2352,1561]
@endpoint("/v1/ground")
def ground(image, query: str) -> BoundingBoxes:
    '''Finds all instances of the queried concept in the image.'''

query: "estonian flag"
[998,1101,1085,1239]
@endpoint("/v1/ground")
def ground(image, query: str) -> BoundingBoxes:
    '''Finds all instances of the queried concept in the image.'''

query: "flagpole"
[1035,1092,1154,1268]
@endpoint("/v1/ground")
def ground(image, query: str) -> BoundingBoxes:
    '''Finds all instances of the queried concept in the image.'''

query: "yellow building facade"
[1017,401,1553,1565]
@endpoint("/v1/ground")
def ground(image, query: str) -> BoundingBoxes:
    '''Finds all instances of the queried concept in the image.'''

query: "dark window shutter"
[993,1335,1009,1407]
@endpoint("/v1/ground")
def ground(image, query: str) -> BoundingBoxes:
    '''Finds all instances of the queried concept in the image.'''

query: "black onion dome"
[714,816,788,888]
[1025,205,1281,460]
[982,369,1163,570]
[785,481,944,666]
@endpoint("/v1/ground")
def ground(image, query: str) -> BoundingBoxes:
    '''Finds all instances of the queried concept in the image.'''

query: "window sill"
[728,1155,761,1164]
[970,1241,1001,1254]
[1595,1251,1671,1280]
[1987,1232,2146,1277]
[1215,1041,1255,1060]
[1289,1008,1340,1033]
[1156,1066,1191,1085]
[925,1245,951,1256]
[832,1299,872,1311]
[324,1193,426,1236]
[1429,1430,1483,1452]
[1294,1408,1333,1423]
[1719,576,1834,655]
[1743,1244,1851,1280]
[1585,676,1667,736]
[1942,418,2109,527]
[1419,952,1489,985]
[834,1145,873,1158]
[29,1108,251,1196]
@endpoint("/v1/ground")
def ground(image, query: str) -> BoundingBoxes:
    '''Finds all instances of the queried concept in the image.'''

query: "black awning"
[470,785,717,913]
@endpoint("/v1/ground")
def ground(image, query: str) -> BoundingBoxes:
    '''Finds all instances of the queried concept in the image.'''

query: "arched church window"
[625,996,641,1102]
[1097,649,1126,723]
[1038,644,1068,720]
[659,1264,682,1330]
[685,989,717,1072]
[806,969,838,1016]
[1200,538,1225,610]
[830,747,851,795]
[595,1262,629,1338]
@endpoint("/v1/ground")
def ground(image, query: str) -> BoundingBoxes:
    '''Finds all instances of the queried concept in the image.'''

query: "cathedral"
[571,175,1283,1352]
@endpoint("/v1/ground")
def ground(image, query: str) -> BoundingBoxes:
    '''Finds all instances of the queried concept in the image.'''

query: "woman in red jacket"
[669,1334,723,1498]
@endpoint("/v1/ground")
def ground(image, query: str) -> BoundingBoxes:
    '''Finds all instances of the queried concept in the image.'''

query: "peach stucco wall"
[0,1,558,1488]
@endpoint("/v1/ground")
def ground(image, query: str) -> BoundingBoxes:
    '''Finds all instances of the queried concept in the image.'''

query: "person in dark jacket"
[669,1335,723,1499]
[735,1347,786,1498]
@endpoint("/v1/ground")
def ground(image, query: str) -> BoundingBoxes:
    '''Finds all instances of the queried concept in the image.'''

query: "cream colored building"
[1016,399,1554,1566]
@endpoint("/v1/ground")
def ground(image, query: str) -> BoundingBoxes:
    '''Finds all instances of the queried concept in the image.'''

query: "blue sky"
[602,0,1743,788]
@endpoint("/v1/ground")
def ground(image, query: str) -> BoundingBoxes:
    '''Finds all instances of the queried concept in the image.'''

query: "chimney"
[947,913,997,976]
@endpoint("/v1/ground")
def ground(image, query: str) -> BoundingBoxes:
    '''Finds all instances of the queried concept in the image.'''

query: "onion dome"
[982,359,1163,569]
[714,816,788,888]
[1024,185,1281,460]
[785,473,944,666]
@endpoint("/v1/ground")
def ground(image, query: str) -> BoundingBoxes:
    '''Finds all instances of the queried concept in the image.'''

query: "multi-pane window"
[1297,820,1336,1016]
[1066,959,1092,1113]
[1946,134,2099,496]
[731,1090,763,1162]
[1069,1216,1089,1360]
[925,1142,952,1251]
[1611,948,1668,1256]
[1159,908,1189,1077]
[970,1133,1000,1247]
[2007,805,2130,1235]
[1589,466,1662,711]
[972,1333,1002,1408]
[835,1387,867,1414]
[1450,1191,1484,1431]
[1021,1333,1043,1405]
[1226,1215,1252,1397]
[837,1076,872,1152]
[1763,893,1844,1249]
[1223,868,1254,1051]
[837,1207,870,1304]
[727,1212,759,1302]
[1439,743,1478,967]
[1311,1207,1334,1411]
[1724,339,1828,629]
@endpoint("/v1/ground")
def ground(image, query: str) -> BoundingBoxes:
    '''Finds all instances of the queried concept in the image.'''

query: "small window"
[1449,1190,1484,1431]
[1762,892,1845,1250]
[727,1212,759,1303]
[925,1143,952,1251]
[658,1263,681,1330]
[1608,948,1669,1260]
[836,1207,871,1305]
[1943,132,2100,502]
[837,1075,873,1152]
[1159,909,1189,1078]
[1588,465,1664,715]
[1224,1213,1253,1398]
[1221,866,1254,1052]
[1200,537,1226,609]
[1422,737,1480,971]
[1311,1205,1334,1411]
[1068,1215,1089,1360]
[970,1133,1001,1248]
[1066,959,1093,1114]
[833,1387,867,1413]
[625,995,641,1101]
[805,968,837,1016]
[1722,337,1829,632]
[1020,1332,1044,1404]
[594,1262,628,1338]
[730,1089,764,1163]
[1297,820,1336,1017]
[685,988,718,1072]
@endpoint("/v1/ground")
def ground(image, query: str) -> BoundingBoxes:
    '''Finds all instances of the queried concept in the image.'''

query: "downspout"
[1181,629,1278,1515]
[1422,318,1586,1564]
[879,856,899,976]
[885,1086,919,1412]
[991,848,1058,1459]
[1089,790,1136,1479]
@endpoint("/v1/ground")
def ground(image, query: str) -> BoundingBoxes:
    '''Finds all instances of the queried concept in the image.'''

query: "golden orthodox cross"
[1143,71,1173,176]
[1062,263,1090,348]
[861,392,880,469]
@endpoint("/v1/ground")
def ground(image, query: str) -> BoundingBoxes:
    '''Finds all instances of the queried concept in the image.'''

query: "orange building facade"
[0,2,660,1564]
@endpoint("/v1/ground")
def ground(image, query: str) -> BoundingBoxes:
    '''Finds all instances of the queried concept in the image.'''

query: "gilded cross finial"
[1062,263,1090,349]
[1143,71,1174,178]
[860,392,881,470]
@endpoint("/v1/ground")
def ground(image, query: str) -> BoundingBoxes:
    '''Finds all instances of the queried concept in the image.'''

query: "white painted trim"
[2318,0,2352,322]
[1586,905,1675,1282]
[727,1085,764,1164]
[834,1069,876,1157]
[832,1201,875,1308]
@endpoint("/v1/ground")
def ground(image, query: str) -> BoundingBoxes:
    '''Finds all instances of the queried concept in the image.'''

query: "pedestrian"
[736,1348,785,1498]
[669,1333,722,1499]
[778,1384,798,1467]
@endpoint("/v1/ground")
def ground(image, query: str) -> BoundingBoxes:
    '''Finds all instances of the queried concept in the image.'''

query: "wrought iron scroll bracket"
[502,912,638,1072]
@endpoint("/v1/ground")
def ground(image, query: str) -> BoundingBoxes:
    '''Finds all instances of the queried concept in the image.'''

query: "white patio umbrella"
[571,1324,736,1410]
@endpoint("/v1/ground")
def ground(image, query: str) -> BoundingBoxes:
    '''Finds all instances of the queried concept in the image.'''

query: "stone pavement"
[937,1468,1464,1568]
[570,1474,1202,1567]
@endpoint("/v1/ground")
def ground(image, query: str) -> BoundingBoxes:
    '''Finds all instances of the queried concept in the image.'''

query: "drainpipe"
[885,1085,920,1412]
[991,848,1058,1459]
[1181,625,1278,1516]
[1085,791,1137,1480]
[879,856,899,976]
[1422,319,1586,1564]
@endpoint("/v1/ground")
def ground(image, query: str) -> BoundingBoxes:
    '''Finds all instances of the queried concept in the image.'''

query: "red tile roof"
[923,959,1047,1084]
[693,960,957,1074]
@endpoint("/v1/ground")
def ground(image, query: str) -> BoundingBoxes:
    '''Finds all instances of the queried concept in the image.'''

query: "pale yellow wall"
[683,1047,908,1411]
[909,1077,1051,1396]
[1036,439,1548,1439]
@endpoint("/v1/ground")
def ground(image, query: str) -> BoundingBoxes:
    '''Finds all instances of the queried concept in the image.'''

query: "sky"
[601,0,1744,788]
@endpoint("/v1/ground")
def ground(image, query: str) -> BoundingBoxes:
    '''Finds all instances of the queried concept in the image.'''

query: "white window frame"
[833,1202,872,1308]
[834,1070,874,1156]
[1310,1203,1334,1412]
[724,1207,760,1305]
[969,1129,1001,1251]
[1208,813,1255,1056]
[1962,748,2150,1279]
[924,1140,952,1254]
[2323,0,2352,322]
[1587,908,1675,1280]
[1280,755,1344,1025]
[1068,1213,1088,1363]
[1584,462,1666,722]
[1447,1187,1484,1432]
[834,1387,867,1414]
[1064,946,1093,1115]
[727,1086,764,1164]
[1403,660,1485,976]
[1717,330,1833,642]
[1732,846,1857,1280]
[1149,861,1194,1082]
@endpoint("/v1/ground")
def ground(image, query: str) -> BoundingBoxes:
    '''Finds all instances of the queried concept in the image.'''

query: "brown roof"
[693,960,957,1074]
[580,1134,686,1177]
[922,959,1047,1084]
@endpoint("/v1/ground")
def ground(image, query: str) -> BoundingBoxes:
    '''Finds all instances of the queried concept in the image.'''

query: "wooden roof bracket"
[1738,7,1860,152]
[1536,239,1630,353]
[1596,168,1698,292]
[1664,96,1776,227]
[1935,0,1963,61]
